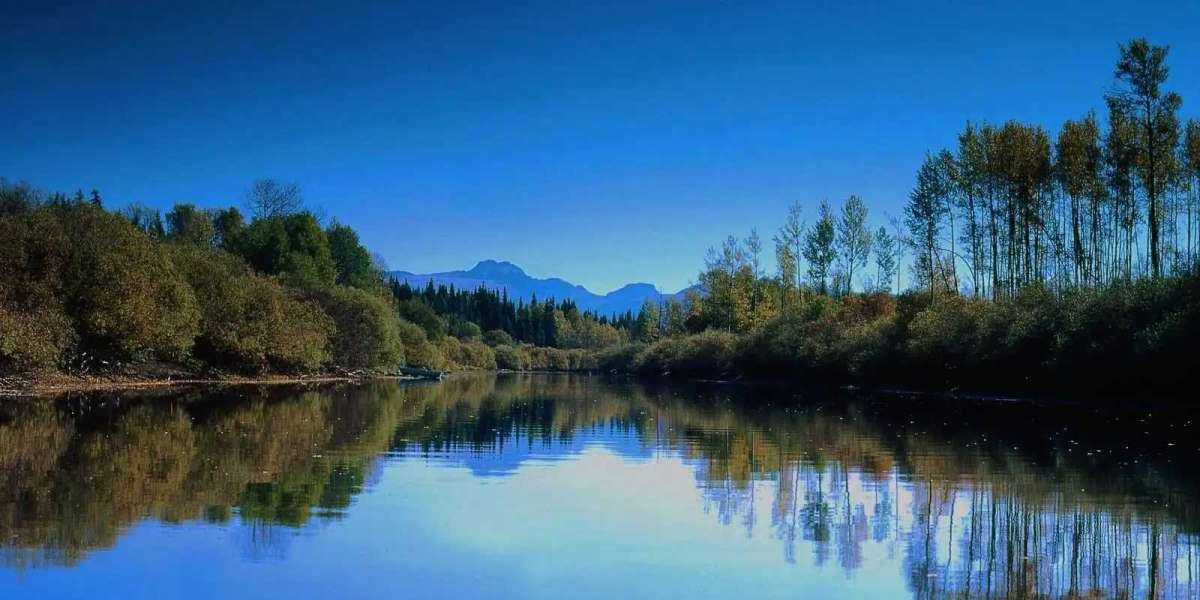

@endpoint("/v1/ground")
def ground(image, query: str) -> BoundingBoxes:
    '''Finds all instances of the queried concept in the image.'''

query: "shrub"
[493,345,525,370]
[0,210,75,372]
[482,329,515,347]
[169,245,332,372]
[449,320,483,341]
[59,206,199,361]
[397,319,443,369]
[304,286,404,370]
[632,330,737,377]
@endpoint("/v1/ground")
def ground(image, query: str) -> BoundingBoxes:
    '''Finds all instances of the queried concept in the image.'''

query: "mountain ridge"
[389,260,692,316]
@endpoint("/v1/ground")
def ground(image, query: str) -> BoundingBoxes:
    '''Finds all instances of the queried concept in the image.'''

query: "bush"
[169,245,332,372]
[483,329,515,347]
[396,299,446,340]
[0,210,75,372]
[60,206,199,361]
[632,330,737,377]
[305,286,404,370]
[449,320,482,341]
[397,319,443,369]
[493,345,525,370]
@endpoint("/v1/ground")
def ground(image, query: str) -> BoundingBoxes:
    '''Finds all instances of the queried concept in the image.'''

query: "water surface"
[1,374,1197,599]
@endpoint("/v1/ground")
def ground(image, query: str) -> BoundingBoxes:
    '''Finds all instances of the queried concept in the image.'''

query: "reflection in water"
[0,374,1197,598]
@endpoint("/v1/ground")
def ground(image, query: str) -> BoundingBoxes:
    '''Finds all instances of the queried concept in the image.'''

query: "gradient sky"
[3,1,1199,294]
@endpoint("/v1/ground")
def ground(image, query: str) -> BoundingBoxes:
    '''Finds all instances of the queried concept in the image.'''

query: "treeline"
[390,280,637,349]
[606,39,1200,395]
[0,179,603,376]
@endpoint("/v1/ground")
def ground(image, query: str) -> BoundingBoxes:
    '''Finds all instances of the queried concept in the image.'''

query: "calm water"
[1,374,1197,599]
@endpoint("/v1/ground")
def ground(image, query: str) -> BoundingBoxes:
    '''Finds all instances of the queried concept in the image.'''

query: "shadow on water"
[0,373,1197,598]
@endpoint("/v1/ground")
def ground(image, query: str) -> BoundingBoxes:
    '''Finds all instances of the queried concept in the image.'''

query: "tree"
[906,153,949,300]
[874,225,896,293]
[0,179,40,216]
[1056,113,1105,285]
[1185,119,1200,264]
[234,212,337,286]
[803,201,836,294]
[955,124,987,296]
[165,203,215,246]
[836,195,872,293]
[327,222,375,289]
[778,201,806,292]
[635,299,662,342]
[120,202,165,238]
[1105,99,1140,280]
[212,207,246,250]
[1107,38,1182,278]
[245,178,303,219]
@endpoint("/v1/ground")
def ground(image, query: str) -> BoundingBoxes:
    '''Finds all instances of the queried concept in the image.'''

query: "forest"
[601,38,1200,395]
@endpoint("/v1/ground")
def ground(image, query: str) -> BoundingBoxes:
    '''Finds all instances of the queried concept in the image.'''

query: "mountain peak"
[611,282,659,296]
[467,260,527,279]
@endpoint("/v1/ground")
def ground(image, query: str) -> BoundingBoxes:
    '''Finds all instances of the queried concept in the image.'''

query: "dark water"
[1,374,1197,599]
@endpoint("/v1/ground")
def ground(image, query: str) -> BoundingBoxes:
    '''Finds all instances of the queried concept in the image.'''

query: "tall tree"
[836,195,872,293]
[778,201,806,293]
[1056,113,1105,285]
[1107,38,1183,277]
[874,225,896,294]
[1185,119,1200,264]
[1105,99,1140,280]
[803,201,836,294]
[906,153,949,301]
[955,123,987,296]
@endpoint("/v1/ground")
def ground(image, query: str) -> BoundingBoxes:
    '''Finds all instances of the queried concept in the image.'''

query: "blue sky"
[3,0,1198,293]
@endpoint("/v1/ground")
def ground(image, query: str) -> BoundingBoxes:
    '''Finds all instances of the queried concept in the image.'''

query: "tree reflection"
[0,374,1197,598]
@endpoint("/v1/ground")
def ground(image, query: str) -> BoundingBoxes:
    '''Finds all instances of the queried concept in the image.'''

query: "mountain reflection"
[1,374,1198,598]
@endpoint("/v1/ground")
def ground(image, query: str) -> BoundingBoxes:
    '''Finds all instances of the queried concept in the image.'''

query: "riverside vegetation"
[600,38,1200,395]
[3,38,1200,395]
[0,180,616,381]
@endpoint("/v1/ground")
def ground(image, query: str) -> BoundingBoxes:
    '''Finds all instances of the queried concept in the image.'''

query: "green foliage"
[482,329,515,347]
[165,203,215,246]
[304,286,404,370]
[234,213,337,287]
[449,319,482,340]
[396,319,443,369]
[803,201,837,294]
[326,222,376,289]
[60,206,200,360]
[168,245,332,372]
[438,336,496,370]
[396,299,447,340]
[630,330,738,377]
[493,344,525,370]
[0,210,75,371]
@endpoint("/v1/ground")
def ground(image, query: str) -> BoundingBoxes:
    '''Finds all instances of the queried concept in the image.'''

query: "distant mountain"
[389,260,692,316]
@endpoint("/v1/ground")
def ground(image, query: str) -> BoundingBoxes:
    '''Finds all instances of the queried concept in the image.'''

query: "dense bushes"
[1,192,603,378]
[1,206,200,369]
[605,275,1200,395]
[169,246,332,372]
[60,207,201,361]
[438,336,496,370]
[303,286,405,371]
[0,211,75,371]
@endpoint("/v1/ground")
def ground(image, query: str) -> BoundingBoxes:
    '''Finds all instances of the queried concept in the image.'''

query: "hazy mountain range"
[389,260,693,316]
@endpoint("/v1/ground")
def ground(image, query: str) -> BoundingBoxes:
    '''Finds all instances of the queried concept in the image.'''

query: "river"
[0,374,1196,598]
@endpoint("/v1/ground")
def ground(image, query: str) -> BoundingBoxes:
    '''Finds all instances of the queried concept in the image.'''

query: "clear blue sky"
[3,1,1198,294]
